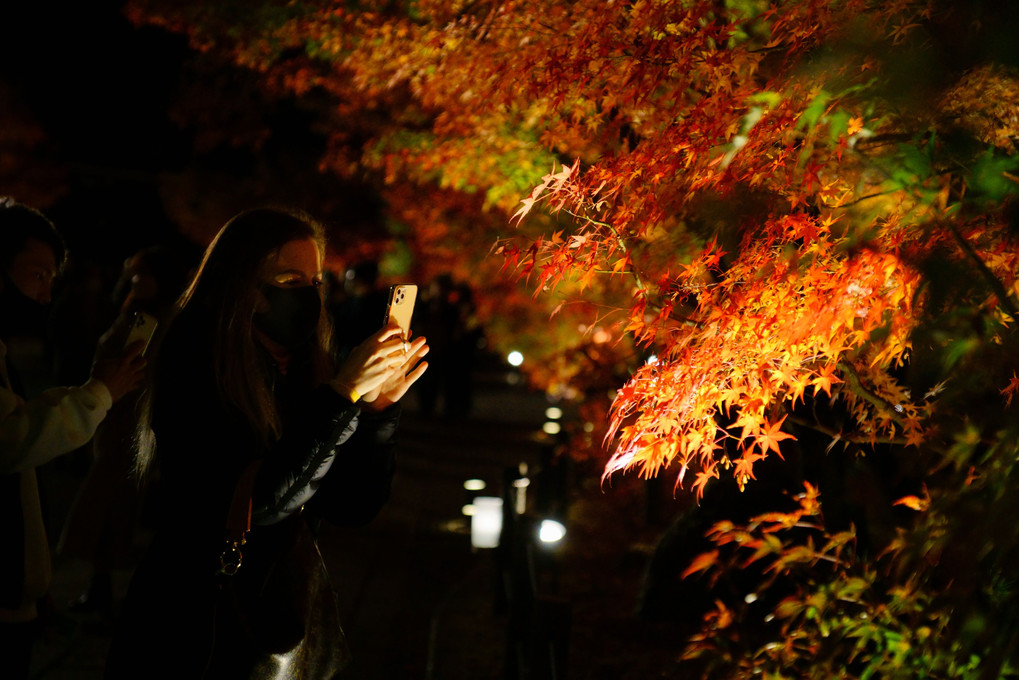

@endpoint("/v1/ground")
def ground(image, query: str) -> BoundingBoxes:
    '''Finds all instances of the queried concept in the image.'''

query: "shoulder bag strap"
[218,460,262,576]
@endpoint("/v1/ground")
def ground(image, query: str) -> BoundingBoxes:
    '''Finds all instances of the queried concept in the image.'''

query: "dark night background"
[0,1,386,273]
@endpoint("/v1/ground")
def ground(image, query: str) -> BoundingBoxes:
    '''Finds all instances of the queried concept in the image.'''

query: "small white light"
[542,421,562,435]
[462,504,475,516]
[545,407,563,420]
[463,479,487,491]
[539,519,566,543]
[744,593,758,604]
[471,497,503,548]
[507,351,524,367]
[646,354,659,365]
[513,477,529,514]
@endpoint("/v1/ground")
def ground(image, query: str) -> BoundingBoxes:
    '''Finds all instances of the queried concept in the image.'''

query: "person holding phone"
[0,198,147,679]
[59,245,196,616]
[104,207,428,680]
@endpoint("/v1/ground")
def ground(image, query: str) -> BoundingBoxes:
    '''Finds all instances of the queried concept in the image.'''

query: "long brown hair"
[135,207,334,479]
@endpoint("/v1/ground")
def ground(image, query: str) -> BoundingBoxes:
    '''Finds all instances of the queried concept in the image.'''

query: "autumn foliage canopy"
[127,0,1018,490]
[127,0,1019,675]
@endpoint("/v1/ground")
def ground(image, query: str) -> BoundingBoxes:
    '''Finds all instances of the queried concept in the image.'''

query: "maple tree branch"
[836,361,911,429]
[568,211,648,291]
[746,43,790,54]
[787,416,909,448]
[823,189,896,209]
[852,133,913,152]
[945,221,1019,318]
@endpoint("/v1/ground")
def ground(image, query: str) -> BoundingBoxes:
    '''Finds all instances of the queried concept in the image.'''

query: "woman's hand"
[361,334,429,412]
[331,324,413,404]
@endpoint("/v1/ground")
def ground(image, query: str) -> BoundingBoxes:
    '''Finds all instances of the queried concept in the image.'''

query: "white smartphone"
[124,311,158,356]
[384,284,417,339]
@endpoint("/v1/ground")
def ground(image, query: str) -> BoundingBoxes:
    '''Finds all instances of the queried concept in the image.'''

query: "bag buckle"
[217,539,245,576]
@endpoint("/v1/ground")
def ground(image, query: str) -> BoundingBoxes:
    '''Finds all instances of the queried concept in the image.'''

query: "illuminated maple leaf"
[510,195,537,225]
[893,486,930,512]
[691,465,719,503]
[754,415,796,459]
[811,364,843,398]
[733,451,764,491]
[681,550,720,579]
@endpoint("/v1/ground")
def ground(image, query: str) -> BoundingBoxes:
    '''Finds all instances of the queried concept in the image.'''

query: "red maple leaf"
[1001,372,1019,407]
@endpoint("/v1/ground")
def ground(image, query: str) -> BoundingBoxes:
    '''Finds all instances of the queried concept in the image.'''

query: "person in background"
[414,274,480,417]
[329,259,389,361]
[59,244,197,616]
[0,197,146,679]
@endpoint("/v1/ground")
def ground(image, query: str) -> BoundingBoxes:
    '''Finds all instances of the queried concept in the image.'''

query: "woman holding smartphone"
[104,207,427,679]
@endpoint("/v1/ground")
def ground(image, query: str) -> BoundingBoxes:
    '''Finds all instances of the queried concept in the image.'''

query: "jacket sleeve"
[0,378,113,473]
[250,385,361,526]
[305,402,400,527]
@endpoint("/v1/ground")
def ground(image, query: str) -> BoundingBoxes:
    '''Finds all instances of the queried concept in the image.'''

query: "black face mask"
[254,284,322,349]
[0,270,48,340]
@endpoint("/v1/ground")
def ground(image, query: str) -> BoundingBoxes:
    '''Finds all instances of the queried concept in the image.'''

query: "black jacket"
[105,314,398,679]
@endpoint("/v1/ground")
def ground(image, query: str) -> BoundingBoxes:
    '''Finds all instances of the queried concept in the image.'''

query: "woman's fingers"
[334,328,429,401]
[406,336,428,354]
[370,323,405,344]
[404,358,429,385]
[367,336,413,364]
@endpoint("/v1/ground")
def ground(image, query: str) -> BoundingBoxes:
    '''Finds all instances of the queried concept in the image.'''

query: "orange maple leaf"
[681,550,720,579]
[754,415,796,459]
[692,465,719,503]
[811,364,843,398]
[733,409,764,444]
[787,373,810,406]
[733,451,764,491]
[893,486,930,512]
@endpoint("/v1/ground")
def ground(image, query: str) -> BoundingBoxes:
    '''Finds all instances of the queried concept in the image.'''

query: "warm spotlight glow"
[545,406,563,420]
[542,421,562,435]
[539,519,566,544]
[507,351,524,366]
[470,497,503,548]
[463,479,487,491]
[462,504,475,516]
